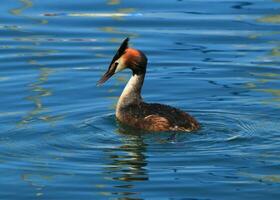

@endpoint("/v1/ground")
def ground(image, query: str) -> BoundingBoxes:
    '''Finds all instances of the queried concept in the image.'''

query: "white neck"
[116,73,145,111]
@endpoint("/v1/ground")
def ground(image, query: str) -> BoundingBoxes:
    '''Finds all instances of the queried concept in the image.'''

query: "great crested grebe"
[98,38,200,132]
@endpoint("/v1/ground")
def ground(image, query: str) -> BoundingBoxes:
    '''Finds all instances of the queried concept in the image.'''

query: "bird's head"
[97,37,147,85]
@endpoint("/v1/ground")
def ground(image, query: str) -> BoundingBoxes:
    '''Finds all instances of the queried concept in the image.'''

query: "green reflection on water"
[257,15,280,24]
[270,45,280,56]
[0,2,64,183]
[19,67,63,126]
[247,73,280,107]
[250,73,279,78]
[245,3,280,107]
[100,27,138,39]
[240,172,280,183]
[9,0,62,126]
[257,0,280,24]
[10,0,33,15]
[114,8,136,21]
[107,0,121,5]
[256,89,280,96]
[10,0,48,24]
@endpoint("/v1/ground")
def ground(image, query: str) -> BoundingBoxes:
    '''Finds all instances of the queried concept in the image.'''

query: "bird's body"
[98,38,200,132]
[117,102,199,132]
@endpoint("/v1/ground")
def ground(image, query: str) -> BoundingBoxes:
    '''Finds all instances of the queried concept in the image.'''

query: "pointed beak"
[97,63,116,86]
[97,37,129,86]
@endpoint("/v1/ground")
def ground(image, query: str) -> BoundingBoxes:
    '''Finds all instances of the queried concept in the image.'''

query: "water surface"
[1,0,280,199]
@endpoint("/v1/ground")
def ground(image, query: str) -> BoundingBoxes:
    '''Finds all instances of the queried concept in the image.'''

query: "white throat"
[116,73,145,112]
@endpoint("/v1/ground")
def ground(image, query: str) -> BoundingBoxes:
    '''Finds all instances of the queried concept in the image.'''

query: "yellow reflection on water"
[100,27,119,34]
[240,172,280,183]
[247,72,280,106]
[256,89,280,96]
[245,3,280,107]
[250,72,279,78]
[118,8,136,13]
[10,0,48,25]
[257,15,280,24]
[100,27,138,39]
[107,0,121,5]
[257,0,280,24]
[114,8,136,20]
[95,53,110,58]
[9,0,63,126]
[18,68,63,126]
[10,0,33,15]
[270,45,280,56]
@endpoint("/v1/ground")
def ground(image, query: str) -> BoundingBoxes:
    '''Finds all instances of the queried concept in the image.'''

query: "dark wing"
[121,102,200,131]
[142,103,199,130]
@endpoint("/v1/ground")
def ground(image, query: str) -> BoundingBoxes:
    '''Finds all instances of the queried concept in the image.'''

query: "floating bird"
[98,38,200,132]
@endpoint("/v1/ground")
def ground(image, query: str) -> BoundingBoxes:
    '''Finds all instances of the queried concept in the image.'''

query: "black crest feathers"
[109,37,129,66]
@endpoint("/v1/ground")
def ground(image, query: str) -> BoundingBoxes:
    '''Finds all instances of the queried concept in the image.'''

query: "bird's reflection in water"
[101,126,148,199]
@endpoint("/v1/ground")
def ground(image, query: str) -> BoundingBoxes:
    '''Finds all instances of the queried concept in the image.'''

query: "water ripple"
[1,0,280,199]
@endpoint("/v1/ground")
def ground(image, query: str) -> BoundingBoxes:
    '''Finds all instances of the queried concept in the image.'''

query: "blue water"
[1,0,280,199]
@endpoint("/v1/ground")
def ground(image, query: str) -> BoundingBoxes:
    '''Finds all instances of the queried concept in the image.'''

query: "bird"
[98,38,200,132]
